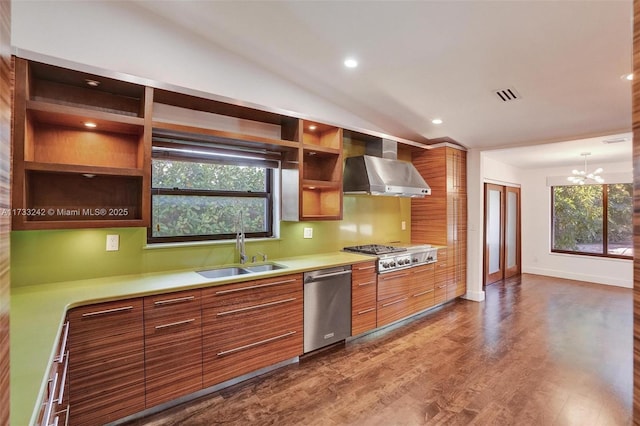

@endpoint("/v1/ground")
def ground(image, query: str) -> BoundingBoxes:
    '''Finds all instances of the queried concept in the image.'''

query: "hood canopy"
[343,155,431,197]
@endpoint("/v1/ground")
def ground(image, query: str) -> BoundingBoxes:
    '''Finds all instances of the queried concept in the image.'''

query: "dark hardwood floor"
[124,274,632,425]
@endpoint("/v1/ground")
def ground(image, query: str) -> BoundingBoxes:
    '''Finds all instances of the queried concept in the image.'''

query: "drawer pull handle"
[55,351,69,405]
[217,331,297,356]
[358,281,376,287]
[357,307,375,315]
[437,285,447,289]
[155,318,196,329]
[43,372,58,425]
[356,264,376,271]
[81,306,133,317]
[382,297,408,308]
[413,289,434,297]
[54,322,69,363]
[217,298,297,316]
[215,279,297,295]
[154,296,195,305]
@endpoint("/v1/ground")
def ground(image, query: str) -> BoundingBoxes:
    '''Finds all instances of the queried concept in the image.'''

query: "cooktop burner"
[343,244,407,255]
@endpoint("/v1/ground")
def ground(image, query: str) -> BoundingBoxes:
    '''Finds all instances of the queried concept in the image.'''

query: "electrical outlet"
[401,221,406,230]
[106,234,120,251]
[303,227,313,239]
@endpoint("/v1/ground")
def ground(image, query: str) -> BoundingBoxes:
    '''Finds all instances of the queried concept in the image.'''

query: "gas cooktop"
[343,244,407,255]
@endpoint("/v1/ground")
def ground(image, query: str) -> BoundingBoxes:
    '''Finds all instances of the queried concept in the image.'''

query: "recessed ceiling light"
[621,73,633,81]
[431,118,443,125]
[308,125,317,131]
[344,58,358,68]
[85,79,101,87]
[84,122,97,128]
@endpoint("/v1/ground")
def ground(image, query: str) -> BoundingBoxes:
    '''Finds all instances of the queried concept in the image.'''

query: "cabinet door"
[68,299,144,426]
[351,261,377,335]
[201,274,303,388]
[144,290,202,408]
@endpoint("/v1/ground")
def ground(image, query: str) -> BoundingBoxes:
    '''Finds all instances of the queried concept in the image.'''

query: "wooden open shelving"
[282,120,343,221]
[12,58,150,230]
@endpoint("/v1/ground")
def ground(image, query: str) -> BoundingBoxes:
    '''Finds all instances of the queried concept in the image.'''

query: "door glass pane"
[488,189,501,274]
[506,191,517,268]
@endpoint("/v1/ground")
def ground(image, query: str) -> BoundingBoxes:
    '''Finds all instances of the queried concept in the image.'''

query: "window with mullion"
[551,184,632,258]
[149,157,273,243]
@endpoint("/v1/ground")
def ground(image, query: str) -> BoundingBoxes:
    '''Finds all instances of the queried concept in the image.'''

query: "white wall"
[520,161,633,288]
[11,1,384,135]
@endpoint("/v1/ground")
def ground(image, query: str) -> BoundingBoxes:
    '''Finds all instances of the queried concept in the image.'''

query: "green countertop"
[10,251,373,426]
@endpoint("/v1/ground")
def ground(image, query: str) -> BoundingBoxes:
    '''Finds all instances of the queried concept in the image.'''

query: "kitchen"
[1,1,638,425]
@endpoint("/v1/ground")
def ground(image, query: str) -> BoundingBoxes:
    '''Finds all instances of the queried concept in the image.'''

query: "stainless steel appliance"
[343,139,431,197]
[303,265,352,353]
[343,244,438,273]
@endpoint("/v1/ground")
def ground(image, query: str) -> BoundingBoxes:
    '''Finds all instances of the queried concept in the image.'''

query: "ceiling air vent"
[494,87,521,102]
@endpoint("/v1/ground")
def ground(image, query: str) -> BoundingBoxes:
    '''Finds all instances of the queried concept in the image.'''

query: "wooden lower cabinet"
[144,289,202,408]
[351,261,377,335]
[68,299,145,426]
[201,274,304,388]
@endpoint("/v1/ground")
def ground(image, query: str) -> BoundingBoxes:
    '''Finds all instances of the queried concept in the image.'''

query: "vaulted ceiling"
[134,1,633,155]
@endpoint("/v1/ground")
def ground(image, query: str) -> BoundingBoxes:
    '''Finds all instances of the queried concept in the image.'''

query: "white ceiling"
[131,1,633,162]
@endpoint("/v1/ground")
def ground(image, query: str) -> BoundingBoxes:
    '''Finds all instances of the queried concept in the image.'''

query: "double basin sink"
[197,262,286,279]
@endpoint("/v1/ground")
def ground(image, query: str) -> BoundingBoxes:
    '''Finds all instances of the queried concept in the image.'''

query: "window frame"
[550,183,632,260]
[147,151,275,245]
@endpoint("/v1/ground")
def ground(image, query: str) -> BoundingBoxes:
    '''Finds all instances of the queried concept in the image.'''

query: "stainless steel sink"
[197,263,287,279]
[244,263,287,273]
[197,267,251,279]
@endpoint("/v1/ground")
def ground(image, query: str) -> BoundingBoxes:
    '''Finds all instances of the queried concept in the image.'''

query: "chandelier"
[567,152,604,185]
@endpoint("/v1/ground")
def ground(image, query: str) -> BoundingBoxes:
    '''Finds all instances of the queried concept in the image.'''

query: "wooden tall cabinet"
[412,145,467,301]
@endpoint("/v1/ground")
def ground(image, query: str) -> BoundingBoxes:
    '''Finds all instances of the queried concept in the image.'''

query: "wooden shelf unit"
[283,120,343,221]
[12,58,151,230]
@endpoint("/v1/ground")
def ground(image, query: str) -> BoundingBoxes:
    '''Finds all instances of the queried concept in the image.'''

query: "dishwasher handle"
[305,269,352,282]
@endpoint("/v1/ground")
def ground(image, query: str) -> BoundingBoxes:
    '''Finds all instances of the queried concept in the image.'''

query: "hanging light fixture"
[567,152,604,185]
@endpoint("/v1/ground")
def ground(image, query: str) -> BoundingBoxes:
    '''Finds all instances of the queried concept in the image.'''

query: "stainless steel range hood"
[343,139,431,197]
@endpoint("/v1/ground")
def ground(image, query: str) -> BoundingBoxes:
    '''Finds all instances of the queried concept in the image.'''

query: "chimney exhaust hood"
[343,139,431,197]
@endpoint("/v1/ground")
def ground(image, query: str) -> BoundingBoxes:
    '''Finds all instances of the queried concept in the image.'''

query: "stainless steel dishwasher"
[303,265,352,353]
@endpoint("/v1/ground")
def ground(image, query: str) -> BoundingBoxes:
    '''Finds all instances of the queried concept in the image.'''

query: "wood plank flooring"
[123,274,632,425]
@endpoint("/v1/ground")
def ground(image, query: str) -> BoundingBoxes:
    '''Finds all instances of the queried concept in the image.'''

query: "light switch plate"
[303,227,313,239]
[401,221,406,230]
[106,234,120,251]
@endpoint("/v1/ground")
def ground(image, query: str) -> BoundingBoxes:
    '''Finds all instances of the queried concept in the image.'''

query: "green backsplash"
[11,196,411,287]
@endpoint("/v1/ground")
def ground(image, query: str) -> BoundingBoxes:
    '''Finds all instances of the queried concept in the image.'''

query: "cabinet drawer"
[68,298,143,341]
[352,305,376,336]
[352,261,376,281]
[434,283,448,305]
[377,296,413,327]
[203,324,302,387]
[377,271,412,301]
[144,290,202,408]
[202,274,302,308]
[411,287,435,312]
[144,289,201,323]
[203,287,302,351]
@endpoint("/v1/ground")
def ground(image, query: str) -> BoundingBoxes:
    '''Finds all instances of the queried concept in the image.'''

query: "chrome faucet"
[236,211,247,264]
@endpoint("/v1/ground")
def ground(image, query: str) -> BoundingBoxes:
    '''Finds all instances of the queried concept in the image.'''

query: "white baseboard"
[523,267,632,288]
[463,290,485,302]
